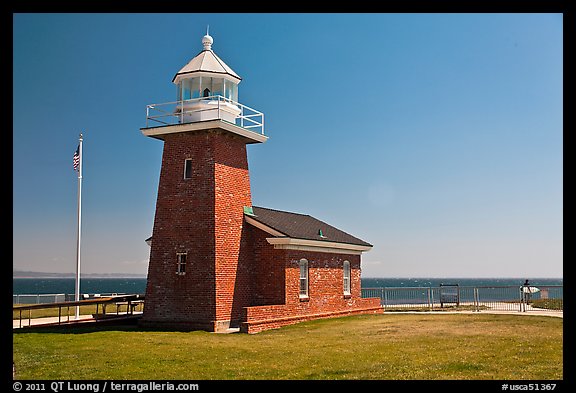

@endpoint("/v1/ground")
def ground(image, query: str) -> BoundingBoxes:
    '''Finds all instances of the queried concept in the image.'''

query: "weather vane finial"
[202,25,213,50]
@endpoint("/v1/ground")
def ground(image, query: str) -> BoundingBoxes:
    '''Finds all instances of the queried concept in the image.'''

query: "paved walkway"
[382,301,563,318]
[385,310,563,318]
[13,312,143,329]
[13,315,93,329]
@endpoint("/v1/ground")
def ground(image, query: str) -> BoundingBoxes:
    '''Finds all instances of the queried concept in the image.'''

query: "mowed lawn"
[12,313,562,380]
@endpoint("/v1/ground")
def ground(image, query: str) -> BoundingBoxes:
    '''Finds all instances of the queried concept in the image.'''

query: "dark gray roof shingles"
[248,206,372,247]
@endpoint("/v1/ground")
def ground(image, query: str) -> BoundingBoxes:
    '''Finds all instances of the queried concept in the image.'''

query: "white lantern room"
[142,32,266,142]
[172,33,242,123]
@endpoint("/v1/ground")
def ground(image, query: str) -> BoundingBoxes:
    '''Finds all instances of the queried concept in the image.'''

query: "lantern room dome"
[172,34,241,85]
[142,31,265,141]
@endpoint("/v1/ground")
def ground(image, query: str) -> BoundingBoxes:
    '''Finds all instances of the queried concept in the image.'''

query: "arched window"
[299,259,308,298]
[343,260,351,295]
[203,88,211,97]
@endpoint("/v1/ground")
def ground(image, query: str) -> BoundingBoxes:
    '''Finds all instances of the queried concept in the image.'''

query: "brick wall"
[241,302,382,334]
[240,227,383,333]
[141,129,253,331]
[213,132,252,328]
[247,225,286,306]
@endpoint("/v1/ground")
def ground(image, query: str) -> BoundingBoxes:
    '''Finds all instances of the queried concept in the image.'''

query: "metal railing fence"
[362,285,563,313]
[145,95,265,135]
[13,294,66,305]
[13,293,129,305]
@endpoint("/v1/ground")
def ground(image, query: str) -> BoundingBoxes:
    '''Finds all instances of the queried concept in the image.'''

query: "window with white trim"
[299,258,308,298]
[176,252,187,275]
[184,159,193,179]
[343,260,351,295]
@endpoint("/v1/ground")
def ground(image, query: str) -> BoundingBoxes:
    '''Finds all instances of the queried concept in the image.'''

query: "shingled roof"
[247,206,372,248]
[172,48,241,83]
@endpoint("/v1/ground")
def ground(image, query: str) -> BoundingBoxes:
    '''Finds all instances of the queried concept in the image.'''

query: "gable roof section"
[146,206,372,254]
[247,206,372,248]
[172,49,241,83]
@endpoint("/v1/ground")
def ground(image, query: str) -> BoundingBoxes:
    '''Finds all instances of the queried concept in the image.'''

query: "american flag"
[73,145,80,171]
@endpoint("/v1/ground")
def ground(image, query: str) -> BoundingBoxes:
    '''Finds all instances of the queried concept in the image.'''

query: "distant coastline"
[13,275,562,297]
[13,270,147,279]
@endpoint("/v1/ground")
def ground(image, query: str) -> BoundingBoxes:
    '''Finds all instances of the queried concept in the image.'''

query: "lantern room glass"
[178,77,238,102]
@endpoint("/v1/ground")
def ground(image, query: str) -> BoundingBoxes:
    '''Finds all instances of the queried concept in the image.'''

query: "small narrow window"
[184,159,192,179]
[343,260,351,296]
[176,252,187,275]
[299,259,309,298]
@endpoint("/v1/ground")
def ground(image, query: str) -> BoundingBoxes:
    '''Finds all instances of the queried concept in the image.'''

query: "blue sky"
[13,13,563,278]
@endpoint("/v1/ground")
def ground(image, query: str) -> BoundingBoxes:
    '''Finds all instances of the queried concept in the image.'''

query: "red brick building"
[140,33,382,333]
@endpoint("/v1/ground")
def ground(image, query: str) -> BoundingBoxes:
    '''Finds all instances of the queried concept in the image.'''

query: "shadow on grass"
[12,319,211,335]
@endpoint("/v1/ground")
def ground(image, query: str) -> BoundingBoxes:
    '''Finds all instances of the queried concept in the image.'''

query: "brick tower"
[140,32,267,331]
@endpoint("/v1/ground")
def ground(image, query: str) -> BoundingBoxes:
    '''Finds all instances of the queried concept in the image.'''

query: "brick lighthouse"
[140,32,267,332]
[140,32,381,333]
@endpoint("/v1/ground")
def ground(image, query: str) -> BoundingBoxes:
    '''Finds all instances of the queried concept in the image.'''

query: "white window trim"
[343,260,351,296]
[299,258,309,299]
[183,158,193,179]
[176,252,187,275]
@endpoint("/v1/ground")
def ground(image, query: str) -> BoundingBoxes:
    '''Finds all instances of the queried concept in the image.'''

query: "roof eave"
[172,70,242,84]
[266,237,372,255]
[140,119,268,144]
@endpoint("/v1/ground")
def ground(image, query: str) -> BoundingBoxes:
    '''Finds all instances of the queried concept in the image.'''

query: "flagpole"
[75,133,83,319]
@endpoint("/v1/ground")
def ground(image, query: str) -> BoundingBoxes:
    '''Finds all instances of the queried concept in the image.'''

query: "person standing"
[522,279,532,307]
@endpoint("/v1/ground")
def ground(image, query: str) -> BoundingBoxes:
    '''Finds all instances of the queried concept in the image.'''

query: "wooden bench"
[113,300,144,315]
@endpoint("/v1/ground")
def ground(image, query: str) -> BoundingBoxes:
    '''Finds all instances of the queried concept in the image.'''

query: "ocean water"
[12,277,562,296]
[12,278,148,296]
[361,277,563,288]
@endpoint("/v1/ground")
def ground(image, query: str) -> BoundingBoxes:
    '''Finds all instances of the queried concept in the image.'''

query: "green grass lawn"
[12,313,562,380]
[531,299,563,310]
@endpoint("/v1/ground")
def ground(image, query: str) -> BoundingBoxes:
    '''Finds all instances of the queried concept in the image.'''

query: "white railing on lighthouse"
[145,95,265,136]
